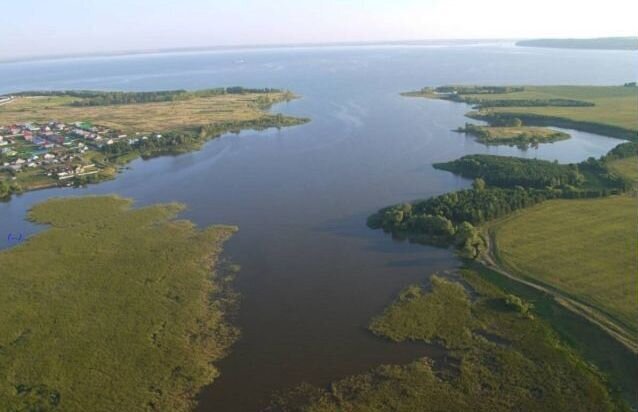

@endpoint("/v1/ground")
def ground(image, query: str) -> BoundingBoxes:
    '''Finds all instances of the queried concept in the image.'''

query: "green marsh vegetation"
[270,270,628,411]
[0,196,238,411]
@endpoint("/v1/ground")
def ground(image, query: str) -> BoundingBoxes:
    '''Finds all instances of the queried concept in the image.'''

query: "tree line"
[102,114,305,159]
[434,154,585,189]
[15,87,283,107]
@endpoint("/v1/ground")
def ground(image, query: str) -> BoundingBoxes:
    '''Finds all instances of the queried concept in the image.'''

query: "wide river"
[0,42,636,411]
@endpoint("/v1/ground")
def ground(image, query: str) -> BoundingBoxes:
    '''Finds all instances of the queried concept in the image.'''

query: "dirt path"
[480,229,637,353]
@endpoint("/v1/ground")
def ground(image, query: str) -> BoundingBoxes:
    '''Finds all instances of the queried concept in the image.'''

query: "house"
[33,136,47,146]
[23,131,33,141]
[46,134,65,144]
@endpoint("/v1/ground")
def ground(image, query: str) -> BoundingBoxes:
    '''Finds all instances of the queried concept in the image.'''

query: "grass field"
[271,270,626,411]
[0,92,295,133]
[483,86,638,132]
[608,156,638,186]
[409,85,638,138]
[492,195,637,339]
[0,196,238,412]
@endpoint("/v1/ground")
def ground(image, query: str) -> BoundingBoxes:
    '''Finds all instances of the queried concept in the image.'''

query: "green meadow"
[480,86,638,133]
[491,195,637,341]
[407,85,638,139]
[0,196,238,412]
[608,156,638,186]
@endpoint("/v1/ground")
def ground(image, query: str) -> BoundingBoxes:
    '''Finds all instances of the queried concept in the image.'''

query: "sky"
[1,0,637,60]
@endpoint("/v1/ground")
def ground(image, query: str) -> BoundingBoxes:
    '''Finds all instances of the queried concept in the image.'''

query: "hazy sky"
[2,0,637,60]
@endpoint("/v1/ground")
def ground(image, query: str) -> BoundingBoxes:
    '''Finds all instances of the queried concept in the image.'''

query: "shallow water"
[0,42,635,411]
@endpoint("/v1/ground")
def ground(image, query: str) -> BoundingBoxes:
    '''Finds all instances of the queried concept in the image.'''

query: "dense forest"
[434,155,584,188]
[14,87,283,106]
[602,141,638,160]
[369,144,634,258]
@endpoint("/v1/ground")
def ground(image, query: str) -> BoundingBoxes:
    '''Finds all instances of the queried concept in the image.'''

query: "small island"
[456,122,569,147]
[0,196,239,411]
[0,88,309,199]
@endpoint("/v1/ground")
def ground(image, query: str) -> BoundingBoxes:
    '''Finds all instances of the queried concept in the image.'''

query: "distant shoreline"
[516,36,638,50]
[0,38,509,65]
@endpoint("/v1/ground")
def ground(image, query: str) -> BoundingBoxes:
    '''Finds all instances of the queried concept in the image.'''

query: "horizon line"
[0,37,522,65]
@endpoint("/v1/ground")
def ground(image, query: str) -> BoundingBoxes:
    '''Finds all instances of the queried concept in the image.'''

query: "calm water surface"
[0,42,636,411]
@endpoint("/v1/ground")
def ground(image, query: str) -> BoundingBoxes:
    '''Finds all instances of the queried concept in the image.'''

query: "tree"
[472,178,486,191]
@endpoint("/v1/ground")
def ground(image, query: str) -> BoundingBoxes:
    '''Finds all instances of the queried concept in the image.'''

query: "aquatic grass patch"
[0,196,238,411]
[270,270,627,411]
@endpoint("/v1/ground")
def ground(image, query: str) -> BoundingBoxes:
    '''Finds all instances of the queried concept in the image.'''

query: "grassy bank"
[270,270,628,411]
[0,196,238,411]
[490,195,637,341]
[406,85,638,140]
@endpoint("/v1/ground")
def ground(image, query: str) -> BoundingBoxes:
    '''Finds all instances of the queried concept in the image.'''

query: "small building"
[46,134,65,144]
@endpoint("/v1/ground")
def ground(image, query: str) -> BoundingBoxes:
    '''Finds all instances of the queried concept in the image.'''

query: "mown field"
[271,270,627,411]
[0,196,238,412]
[492,195,637,340]
[0,91,295,133]
[470,86,638,132]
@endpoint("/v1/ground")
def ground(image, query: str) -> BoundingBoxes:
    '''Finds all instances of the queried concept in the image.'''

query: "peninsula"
[0,88,308,199]
[404,84,638,141]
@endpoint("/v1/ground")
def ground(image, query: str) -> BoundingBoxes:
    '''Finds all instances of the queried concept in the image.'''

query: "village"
[0,119,159,187]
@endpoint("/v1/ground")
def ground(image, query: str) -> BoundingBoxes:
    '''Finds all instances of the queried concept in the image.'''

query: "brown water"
[0,42,635,411]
